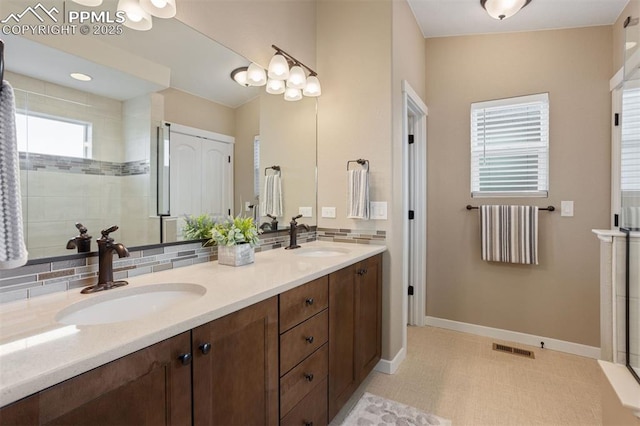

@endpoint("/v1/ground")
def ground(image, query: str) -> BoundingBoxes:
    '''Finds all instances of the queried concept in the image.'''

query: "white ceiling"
[407,0,630,38]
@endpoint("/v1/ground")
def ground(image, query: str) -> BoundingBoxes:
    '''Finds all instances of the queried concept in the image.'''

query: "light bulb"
[247,62,267,86]
[151,0,167,7]
[302,75,321,97]
[286,65,307,89]
[268,54,290,80]
[140,0,176,18]
[117,0,152,30]
[266,79,285,95]
[284,87,302,102]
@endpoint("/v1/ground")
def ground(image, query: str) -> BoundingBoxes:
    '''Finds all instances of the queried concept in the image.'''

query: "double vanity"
[0,241,385,425]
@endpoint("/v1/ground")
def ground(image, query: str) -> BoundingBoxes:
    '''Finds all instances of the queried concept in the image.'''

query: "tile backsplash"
[0,227,386,304]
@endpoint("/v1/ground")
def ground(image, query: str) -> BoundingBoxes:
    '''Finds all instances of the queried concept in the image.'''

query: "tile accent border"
[19,153,150,177]
[0,228,317,304]
[316,227,386,245]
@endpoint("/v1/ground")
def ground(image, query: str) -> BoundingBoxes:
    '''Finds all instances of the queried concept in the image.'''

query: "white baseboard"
[374,346,406,374]
[425,316,601,359]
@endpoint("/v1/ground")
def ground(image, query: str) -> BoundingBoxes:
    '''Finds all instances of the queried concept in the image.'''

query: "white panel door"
[201,141,232,218]
[170,132,201,218]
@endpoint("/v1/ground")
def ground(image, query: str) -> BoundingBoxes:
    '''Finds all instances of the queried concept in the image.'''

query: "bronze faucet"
[81,226,130,294]
[285,214,310,250]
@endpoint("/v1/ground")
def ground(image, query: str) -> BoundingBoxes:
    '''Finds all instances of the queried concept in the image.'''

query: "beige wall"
[161,88,235,136]
[234,97,261,216]
[176,0,316,70]
[424,26,612,347]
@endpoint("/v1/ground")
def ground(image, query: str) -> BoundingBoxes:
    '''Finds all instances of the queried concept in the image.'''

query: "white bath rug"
[341,392,451,426]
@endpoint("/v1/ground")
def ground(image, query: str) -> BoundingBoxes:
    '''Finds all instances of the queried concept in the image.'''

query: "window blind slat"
[622,88,640,191]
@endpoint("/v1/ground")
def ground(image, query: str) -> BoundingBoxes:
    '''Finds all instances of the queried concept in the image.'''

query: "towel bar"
[264,165,281,176]
[466,205,555,211]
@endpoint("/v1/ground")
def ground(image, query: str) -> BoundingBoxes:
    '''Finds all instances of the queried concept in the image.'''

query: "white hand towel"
[261,174,283,217]
[347,169,369,220]
[0,80,28,269]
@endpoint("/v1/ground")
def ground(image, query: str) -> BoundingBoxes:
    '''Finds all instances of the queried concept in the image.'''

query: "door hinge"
[228,156,231,163]
[614,113,620,127]
[408,285,414,296]
[408,210,415,220]
[614,214,619,227]
[408,135,414,145]
[228,209,231,215]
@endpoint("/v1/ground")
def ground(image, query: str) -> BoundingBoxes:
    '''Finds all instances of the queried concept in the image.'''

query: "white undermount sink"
[56,283,206,326]
[294,247,350,257]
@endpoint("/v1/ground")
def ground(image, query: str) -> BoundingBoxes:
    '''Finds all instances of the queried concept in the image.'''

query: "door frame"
[402,81,428,333]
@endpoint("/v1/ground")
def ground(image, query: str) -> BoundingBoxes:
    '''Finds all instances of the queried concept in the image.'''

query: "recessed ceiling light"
[70,72,92,82]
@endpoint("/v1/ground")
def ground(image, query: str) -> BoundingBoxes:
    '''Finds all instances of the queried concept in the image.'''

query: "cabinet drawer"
[280,310,328,374]
[280,276,328,333]
[280,377,328,426]
[280,344,328,417]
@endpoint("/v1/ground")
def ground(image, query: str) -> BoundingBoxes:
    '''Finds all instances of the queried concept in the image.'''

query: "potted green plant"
[209,216,260,266]
[182,214,215,244]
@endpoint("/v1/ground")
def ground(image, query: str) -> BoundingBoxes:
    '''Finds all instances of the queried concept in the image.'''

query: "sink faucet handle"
[292,214,303,221]
[100,225,119,239]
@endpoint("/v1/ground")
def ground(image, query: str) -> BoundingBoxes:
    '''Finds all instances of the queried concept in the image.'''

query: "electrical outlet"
[299,207,313,217]
[322,207,336,218]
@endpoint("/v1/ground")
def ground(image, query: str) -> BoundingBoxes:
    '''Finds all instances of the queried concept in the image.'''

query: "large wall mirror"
[2,1,317,261]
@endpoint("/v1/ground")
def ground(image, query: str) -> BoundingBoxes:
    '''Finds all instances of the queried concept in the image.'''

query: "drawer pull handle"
[304,372,314,382]
[178,353,192,366]
[305,336,314,344]
[199,342,212,355]
[356,268,365,276]
[305,298,314,306]
[304,422,313,426]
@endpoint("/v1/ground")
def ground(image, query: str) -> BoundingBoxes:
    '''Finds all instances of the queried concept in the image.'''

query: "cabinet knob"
[178,353,192,365]
[356,269,365,276]
[199,342,212,355]
[303,422,313,426]
[303,372,314,382]
[305,298,314,306]
[305,335,314,344]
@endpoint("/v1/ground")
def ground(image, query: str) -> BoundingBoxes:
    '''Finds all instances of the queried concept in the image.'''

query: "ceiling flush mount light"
[230,67,249,86]
[70,72,92,82]
[71,0,103,6]
[480,0,531,21]
[117,0,153,30]
[140,0,176,18]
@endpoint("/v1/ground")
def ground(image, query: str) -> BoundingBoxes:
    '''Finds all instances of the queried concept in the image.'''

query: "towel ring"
[347,159,369,171]
[264,165,281,176]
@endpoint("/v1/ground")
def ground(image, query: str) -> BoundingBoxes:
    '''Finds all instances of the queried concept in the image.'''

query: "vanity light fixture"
[267,53,290,80]
[117,0,153,31]
[480,0,531,20]
[140,0,176,18]
[284,87,302,102]
[303,75,321,97]
[266,78,286,95]
[286,65,307,89]
[230,67,249,86]
[247,62,267,86]
[70,72,92,82]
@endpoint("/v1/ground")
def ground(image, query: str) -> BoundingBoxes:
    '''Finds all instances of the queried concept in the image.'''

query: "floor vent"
[492,343,535,359]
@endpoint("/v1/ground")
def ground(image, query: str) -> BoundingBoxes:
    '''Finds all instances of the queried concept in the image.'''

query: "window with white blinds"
[622,87,640,192]
[470,93,549,197]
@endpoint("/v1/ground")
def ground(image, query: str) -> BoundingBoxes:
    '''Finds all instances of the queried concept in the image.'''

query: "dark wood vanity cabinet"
[328,254,382,421]
[192,296,279,426]
[0,332,192,426]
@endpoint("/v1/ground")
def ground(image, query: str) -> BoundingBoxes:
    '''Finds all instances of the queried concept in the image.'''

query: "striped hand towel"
[480,205,538,265]
[347,169,369,220]
[0,80,28,269]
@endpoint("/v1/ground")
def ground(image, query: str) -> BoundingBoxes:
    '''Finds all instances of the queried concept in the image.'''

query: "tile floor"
[333,326,603,425]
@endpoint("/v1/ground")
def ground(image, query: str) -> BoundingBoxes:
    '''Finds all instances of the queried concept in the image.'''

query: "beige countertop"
[0,241,386,407]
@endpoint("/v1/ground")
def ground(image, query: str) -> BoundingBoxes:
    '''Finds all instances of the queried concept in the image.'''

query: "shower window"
[16,111,92,159]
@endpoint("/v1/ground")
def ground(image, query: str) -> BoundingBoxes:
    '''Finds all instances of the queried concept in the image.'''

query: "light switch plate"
[561,201,574,217]
[299,207,313,217]
[244,201,252,212]
[370,201,387,220]
[322,207,336,218]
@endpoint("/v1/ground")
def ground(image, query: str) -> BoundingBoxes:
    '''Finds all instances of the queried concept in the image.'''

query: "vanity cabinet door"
[328,254,382,422]
[191,296,279,426]
[0,332,192,426]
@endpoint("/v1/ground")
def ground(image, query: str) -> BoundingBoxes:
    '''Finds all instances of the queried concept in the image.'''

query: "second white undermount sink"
[56,283,206,326]
[294,247,350,257]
